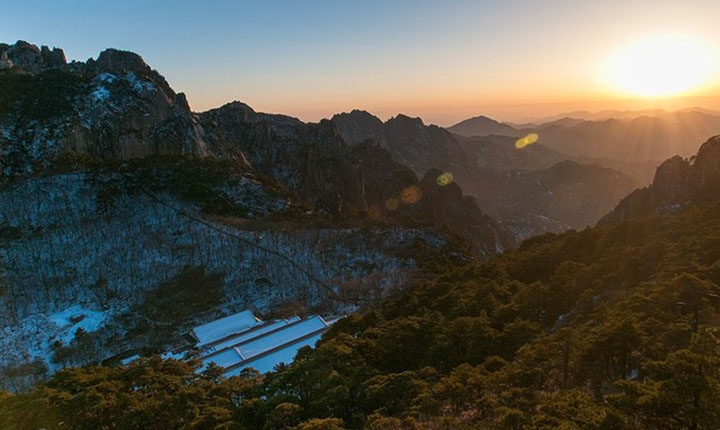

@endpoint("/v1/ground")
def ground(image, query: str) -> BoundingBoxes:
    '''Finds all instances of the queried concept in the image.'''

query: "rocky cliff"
[599,135,720,225]
[0,41,208,181]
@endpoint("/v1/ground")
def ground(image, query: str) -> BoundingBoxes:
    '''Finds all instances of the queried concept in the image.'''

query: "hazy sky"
[3,0,720,125]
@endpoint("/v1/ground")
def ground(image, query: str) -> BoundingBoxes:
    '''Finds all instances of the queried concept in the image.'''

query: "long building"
[189,310,333,375]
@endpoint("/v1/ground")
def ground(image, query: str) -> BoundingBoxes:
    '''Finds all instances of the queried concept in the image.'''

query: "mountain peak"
[94,48,152,75]
[389,113,425,126]
[1,40,66,73]
[447,115,522,137]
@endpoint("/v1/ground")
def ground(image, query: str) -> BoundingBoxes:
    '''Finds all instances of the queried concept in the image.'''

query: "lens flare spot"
[367,205,382,220]
[400,186,422,204]
[515,133,539,149]
[385,197,400,211]
[436,172,454,186]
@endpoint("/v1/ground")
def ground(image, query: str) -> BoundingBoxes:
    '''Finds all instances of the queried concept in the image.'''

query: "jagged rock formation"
[199,104,514,254]
[199,102,361,215]
[0,40,66,73]
[599,135,720,225]
[0,41,208,179]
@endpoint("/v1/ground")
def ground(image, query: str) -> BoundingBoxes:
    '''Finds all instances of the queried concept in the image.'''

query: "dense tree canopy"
[3,200,720,428]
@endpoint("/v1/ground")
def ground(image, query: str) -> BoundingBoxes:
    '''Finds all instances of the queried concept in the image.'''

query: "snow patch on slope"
[48,305,107,345]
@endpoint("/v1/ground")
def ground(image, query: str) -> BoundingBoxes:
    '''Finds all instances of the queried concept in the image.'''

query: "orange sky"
[5,1,720,125]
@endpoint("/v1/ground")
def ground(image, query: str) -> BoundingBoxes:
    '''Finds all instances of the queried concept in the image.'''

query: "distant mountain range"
[449,109,720,166]
[512,107,720,126]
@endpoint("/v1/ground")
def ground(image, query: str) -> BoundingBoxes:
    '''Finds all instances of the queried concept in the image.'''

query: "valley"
[2,35,720,429]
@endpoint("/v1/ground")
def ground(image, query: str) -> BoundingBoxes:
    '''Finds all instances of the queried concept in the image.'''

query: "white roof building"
[191,310,260,347]
[189,310,333,375]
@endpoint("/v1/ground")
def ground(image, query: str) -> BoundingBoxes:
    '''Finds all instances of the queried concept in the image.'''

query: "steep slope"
[199,104,513,254]
[200,102,362,215]
[599,135,720,225]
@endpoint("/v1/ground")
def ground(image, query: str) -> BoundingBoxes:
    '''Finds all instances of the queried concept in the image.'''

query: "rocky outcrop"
[331,110,384,147]
[0,42,207,178]
[200,102,363,215]
[599,136,720,225]
[0,51,13,70]
[1,40,66,74]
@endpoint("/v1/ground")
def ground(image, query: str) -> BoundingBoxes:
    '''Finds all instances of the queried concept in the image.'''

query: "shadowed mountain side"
[349,142,515,253]
[333,109,638,240]
[199,104,517,256]
[453,133,568,173]
[199,102,363,216]
[599,135,720,226]
[333,110,476,181]
[469,160,638,239]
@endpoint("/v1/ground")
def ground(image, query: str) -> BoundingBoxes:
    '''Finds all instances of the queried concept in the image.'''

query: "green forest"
[3,194,720,429]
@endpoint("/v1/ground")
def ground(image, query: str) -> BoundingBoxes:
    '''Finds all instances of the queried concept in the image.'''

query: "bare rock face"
[1,41,66,74]
[40,45,66,67]
[0,51,12,70]
[200,102,363,215]
[94,49,150,75]
[4,41,43,72]
[0,42,209,178]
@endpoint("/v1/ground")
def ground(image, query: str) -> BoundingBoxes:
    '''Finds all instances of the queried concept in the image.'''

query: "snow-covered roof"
[203,316,301,354]
[191,310,260,346]
[199,315,329,374]
[224,332,325,375]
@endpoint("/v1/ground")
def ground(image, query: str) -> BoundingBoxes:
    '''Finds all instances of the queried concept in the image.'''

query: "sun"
[604,34,717,98]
